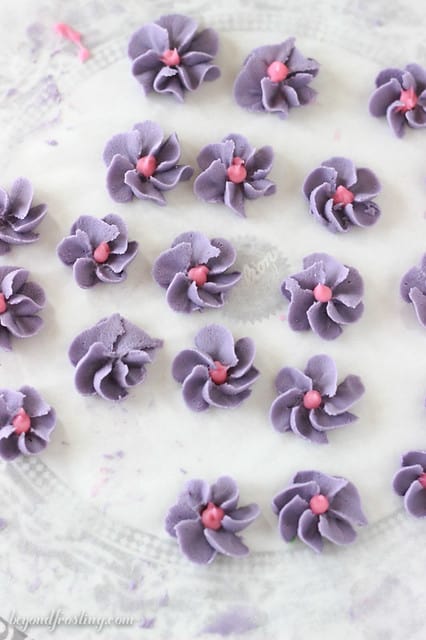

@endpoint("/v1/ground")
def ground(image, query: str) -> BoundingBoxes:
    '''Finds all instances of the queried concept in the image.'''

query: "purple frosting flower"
[57,214,138,288]
[369,64,426,137]
[281,253,364,340]
[270,355,365,444]
[128,13,220,102]
[0,386,56,461]
[193,133,275,217]
[0,178,47,255]
[152,231,241,313]
[165,476,260,564]
[103,120,193,205]
[0,266,45,351]
[302,157,381,233]
[400,254,426,326]
[68,313,163,401]
[393,451,426,518]
[172,324,259,411]
[272,470,367,552]
[234,37,319,119]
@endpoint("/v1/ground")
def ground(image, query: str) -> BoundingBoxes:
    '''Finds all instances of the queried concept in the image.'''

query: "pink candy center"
[303,390,322,410]
[226,157,247,184]
[267,60,289,83]
[136,155,157,178]
[12,408,31,435]
[201,502,225,530]
[161,48,181,67]
[209,361,228,385]
[333,185,355,206]
[188,264,209,287]
[313,283,333,303]
[0,293,6,314]
[418,473,426,489]
[398,87,418,112]
[310,494,329,515]
[93,242,111,264]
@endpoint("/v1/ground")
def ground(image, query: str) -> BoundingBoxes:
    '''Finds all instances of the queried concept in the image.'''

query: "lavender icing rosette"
[393,451,426,518]
[172,324,259,411]
[234,37,319,119]
[128,14,220,102]
[369,64,426,137]
[0,386,56,461]
[193,133,275,217]
[400,254,426,326]
[103,120,193,205]
[302,157,381,233]
[165,476,260,564]
[281,253,364,340]
[0,266,45,351]
[69,313,163,401]
[152,231,241,313]
[57,214,138,288]
[270,355,365,444]
[0,178,47,255]
[272,470,367,552]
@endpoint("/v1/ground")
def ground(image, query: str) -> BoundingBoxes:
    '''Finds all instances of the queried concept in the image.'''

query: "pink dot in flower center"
[303,390,322,410]
[310,494,329,515]
[136,155,157,178]
[13,408,31,435]
[333,185,355,206]
[267,60,289,83]
[160,48,181,67]
[398,87,418,112]
[418,473,426,489]
[209,361,228,385]
[226,157,247,184]
[201,502,225,530]
[0,293,6,314]
[313,283,333,303]
[93,242,111,264]
[187,264,209,287]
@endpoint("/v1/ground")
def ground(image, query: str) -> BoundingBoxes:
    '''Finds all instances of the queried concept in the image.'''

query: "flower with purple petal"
[0,266,45,351]
[103,120,193,205]
[128,14,220,102]
[281,253,364,340]
[68,313,163,401]
[393,451,426,518]
[234,37,319,119]
[400,254,426,327]
[193,133,275,217]
[152,231,241,313]
[172,324,259,411]
[270,355,364,444]
[0,386,56,461]
[165,475,260,564]
[57,214,138,288]
[272,470,367,552]
[0,178,47,255]
[369,64,426,137]
[302,157,381,233]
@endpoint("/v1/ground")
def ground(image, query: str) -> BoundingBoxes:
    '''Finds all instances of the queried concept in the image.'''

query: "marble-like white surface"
[0,1,425,638]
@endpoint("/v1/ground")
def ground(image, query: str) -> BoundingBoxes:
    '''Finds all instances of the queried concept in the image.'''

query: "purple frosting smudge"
[202,606,259,636]
[128,14,220,102]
